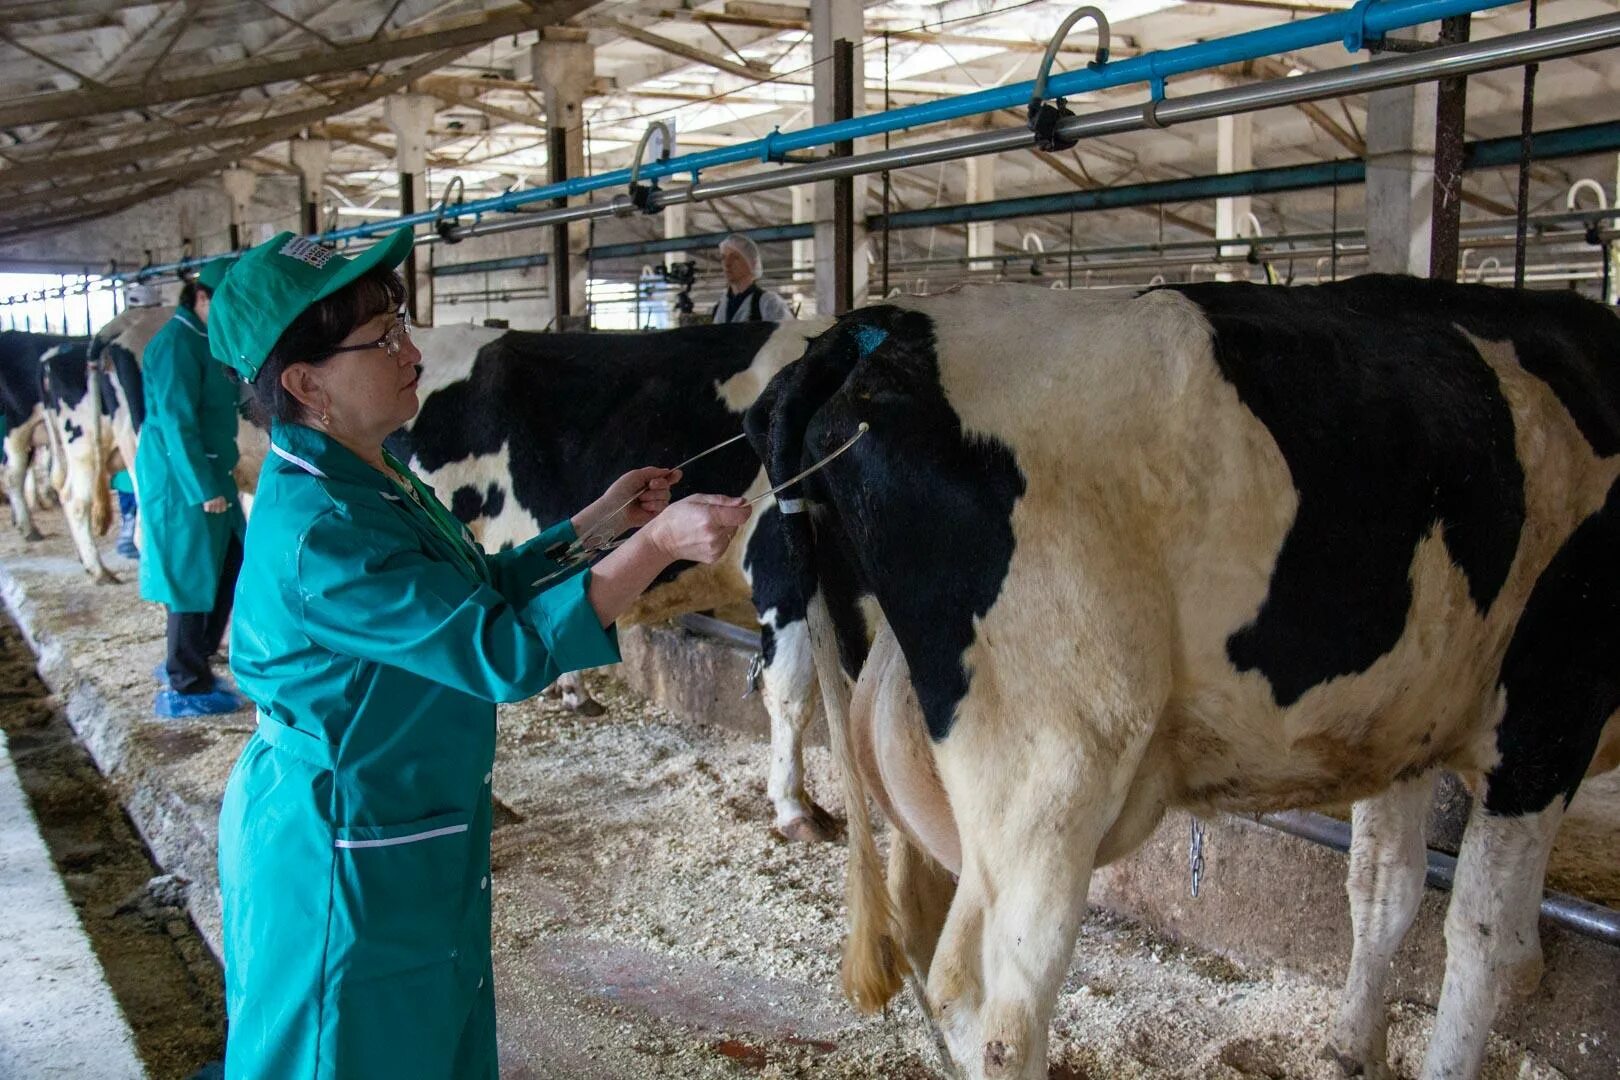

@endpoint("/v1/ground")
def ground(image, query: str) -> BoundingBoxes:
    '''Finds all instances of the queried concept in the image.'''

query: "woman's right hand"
[645,494,752,564]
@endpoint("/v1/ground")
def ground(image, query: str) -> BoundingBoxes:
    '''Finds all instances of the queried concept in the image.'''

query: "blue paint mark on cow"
[854,325,888,357]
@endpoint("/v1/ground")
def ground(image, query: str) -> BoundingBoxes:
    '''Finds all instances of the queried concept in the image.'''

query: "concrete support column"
[220,168,257,252]
[385,93,439,325]
[1365,83,1438,275]
[1215,108,1253,280]
[812,0,866,314]
[791,185,814,310]
[966,156,996,268]
[533,35,594,328]
[289,138,332,238]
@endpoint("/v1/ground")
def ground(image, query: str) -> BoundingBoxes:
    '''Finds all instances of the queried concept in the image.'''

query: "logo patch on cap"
[278,237,336,269]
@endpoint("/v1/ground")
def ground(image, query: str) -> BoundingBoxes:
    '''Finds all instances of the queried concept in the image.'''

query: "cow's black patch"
[1169,280,1528,708]
[41,342,91,412]
[448,482,509,526]
[747,307,1025,739]
[65,419,84,443]
[1313,276,1620,456]
[482,482,505,520]
[0,331,71,429]
[108,345,144,432]
[450,485,483,523]
[404,322,782,592]
[743,506,801,666]
[1484,475,1620,816]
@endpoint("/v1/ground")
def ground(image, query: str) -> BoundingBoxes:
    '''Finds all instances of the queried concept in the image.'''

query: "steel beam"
[0,1,596,128]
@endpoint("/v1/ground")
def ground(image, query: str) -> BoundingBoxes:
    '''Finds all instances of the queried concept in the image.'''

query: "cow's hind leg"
[58,430,115,583]
[1326,771,1436,1079]
[1419,801,1561,1080]
[889,831,961,1076]
[4,425,41,540]
[928,789,1114,1080]
[554,670,606,717]
[761,618,838,842]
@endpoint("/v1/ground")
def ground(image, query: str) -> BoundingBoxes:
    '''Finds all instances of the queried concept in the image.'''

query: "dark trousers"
[165,534,243,695]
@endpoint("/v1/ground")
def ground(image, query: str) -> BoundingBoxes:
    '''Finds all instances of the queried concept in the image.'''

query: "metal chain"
[742,652,766,699]
[1189,816,1207,898]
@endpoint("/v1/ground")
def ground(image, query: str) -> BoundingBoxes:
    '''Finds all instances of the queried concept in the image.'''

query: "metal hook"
[435,175,467,243]
[1032,5,1111,104]
[628,121,675,214]
[1567,178,1608,211]
[1027,6,1110,153]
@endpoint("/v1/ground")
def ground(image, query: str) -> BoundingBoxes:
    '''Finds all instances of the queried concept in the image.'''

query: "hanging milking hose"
[1514,0,1539,288]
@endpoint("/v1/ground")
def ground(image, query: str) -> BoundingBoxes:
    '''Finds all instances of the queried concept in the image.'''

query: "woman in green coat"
[134,257,247,718]
[210,230,753,1079]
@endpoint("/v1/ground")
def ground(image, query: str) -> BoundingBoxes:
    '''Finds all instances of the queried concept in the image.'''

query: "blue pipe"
[425,120,1617,270]
[20,0,1534,289]
[313,0,1514,246]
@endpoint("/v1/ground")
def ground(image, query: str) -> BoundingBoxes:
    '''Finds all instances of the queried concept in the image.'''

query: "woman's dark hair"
[178,281,199,312]
[249,265,407,427]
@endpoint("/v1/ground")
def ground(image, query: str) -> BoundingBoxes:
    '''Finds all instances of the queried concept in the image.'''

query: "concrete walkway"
[0,729,145,1080]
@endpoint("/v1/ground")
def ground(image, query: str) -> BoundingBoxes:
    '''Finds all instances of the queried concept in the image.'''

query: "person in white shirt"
[712,234,794,323]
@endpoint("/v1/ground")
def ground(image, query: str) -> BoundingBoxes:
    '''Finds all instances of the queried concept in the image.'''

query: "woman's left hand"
[576,466,682,539]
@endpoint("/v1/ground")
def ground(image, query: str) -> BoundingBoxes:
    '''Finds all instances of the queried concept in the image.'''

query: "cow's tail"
[90,466,111,536]
[806,586,901,1013]
[39,368,66,498]
[744,317,902,1014]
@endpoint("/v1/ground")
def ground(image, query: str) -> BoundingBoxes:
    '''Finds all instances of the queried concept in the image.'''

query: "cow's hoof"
[93,568,119,586]
[566,697,608,718]
[1319,1043,1385,1079]
[24,527,42,542]
[776,803,844,844]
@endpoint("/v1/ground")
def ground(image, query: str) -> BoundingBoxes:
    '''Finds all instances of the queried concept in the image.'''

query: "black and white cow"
[39,306,271,581]
[746,277,1620,1080]
[391,318,839,840]
[38,306,169,582]
[0,329,73,540]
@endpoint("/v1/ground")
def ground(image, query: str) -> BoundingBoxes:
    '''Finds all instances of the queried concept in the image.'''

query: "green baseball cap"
[195,258,232,293]
[208,228,414,381]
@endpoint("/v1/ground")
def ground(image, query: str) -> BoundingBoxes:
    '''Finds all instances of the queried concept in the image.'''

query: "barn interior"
[1,1,1618,1079]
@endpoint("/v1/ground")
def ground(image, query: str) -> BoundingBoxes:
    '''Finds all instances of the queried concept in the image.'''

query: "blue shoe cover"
[154,688,242,718]
[153,663,169,686]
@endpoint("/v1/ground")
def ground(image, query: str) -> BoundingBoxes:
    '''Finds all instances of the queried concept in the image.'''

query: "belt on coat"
[255,711,336,771]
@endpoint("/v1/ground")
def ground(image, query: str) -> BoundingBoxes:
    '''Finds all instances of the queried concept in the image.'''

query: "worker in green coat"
[135,257,246,718]
[210,229,753,1080]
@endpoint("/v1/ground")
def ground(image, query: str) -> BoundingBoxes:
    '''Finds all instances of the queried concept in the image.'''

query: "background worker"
[711,233,794,323]
[134,258,244,718]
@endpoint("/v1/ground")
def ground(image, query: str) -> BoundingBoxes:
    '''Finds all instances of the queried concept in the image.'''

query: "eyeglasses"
[324,312,412,360]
